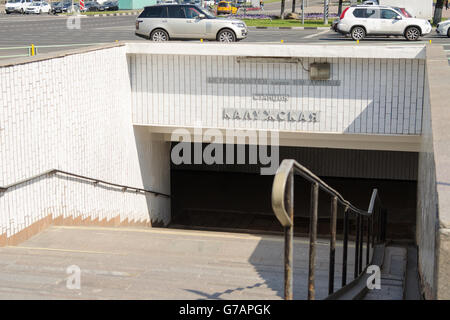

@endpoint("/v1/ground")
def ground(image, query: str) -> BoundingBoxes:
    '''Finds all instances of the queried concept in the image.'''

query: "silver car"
[135,4,248,42]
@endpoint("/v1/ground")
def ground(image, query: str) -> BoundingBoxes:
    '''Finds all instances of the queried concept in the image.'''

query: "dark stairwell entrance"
[169,144,418,241]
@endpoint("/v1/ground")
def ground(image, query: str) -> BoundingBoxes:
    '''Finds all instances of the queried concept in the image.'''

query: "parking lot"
[0,13,449,60]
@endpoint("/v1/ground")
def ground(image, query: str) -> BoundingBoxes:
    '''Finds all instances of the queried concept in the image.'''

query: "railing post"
[308,182,319,300]
[354,214,360,279]
[377,207,381,243]
[366,216,370,266]
[342,206,349,287]
[284,170,294,300]
[328,196,337,295]
[359,215,363,274]
[371,212,375,248]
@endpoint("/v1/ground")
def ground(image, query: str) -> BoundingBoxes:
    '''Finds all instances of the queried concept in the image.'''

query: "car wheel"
[405,26,420,41]
[150,29,169,42]
[350,26,365,41]
[447,27,450,38]
[217,29,236,42]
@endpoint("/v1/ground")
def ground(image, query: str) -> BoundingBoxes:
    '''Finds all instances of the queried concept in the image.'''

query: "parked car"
[25,1,51,13]
[336,5,432,41]
[99,0,118,11]
[436,20,450,38]
[216,1,237,15]
[5,0,33,14]
[51,1,73,13]
[84,1,101,11]
[135,4,248,42]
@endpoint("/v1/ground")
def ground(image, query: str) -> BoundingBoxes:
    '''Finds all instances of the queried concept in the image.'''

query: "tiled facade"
[0,46,171,244]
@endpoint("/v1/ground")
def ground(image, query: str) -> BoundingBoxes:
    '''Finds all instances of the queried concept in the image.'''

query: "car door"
[184,5,207,38]
[166,5,191,38]
[363,8,380,34]
[379,8,406,35]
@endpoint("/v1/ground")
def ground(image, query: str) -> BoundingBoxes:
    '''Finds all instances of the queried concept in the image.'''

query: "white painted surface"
[125,42,427,59]
[0,46,171,239]
[129,53,425,135]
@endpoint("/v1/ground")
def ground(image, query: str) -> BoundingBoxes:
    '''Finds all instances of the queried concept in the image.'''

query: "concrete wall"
[129,44,426,136]
[0,45,171,246]
[416,45,450,300]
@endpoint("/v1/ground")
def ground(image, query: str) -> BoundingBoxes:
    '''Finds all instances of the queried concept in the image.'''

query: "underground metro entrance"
[169,143,418,241]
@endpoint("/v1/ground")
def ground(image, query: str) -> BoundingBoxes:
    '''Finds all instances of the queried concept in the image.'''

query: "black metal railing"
[0,169,170,198]
[271,159,387,300]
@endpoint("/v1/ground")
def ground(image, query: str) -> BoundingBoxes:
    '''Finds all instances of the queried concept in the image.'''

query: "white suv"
[337,5,432,41]
[5,0,33,14]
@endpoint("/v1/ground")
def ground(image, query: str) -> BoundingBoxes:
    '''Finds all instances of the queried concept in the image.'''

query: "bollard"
[429,39,432,44]
[30,44,36,56]
[281,39,284,43]
[356,39,359,44]
[200,38,203,42]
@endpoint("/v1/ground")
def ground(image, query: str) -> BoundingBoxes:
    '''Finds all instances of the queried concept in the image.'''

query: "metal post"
[292,0,296,13]
[328,197,337,295]
[280,0,285,19]
[301,0,304,25]
[323,0,329,25]
[284,170,294,300]
[308,182,319,300]
[377,207,381,242]
[371,212,375,248]
[359,216,363,274]
[366,216,370,266]
[354,214,360,279]
[342,207,349,287]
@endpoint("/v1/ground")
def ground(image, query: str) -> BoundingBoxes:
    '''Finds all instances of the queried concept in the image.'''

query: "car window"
[186,6,201,18]
[352,9,366,18]
[140,6,165,18]
[380,9,398,19]
[167,5,186,18]
[352,8,377,18]
[365,8,377,18]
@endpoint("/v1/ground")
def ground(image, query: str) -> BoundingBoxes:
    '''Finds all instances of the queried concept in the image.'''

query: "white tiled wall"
[129,54,425,135]
[0,47,171,239]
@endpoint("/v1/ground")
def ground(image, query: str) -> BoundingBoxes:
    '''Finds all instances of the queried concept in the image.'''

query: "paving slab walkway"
[0,225,359,300]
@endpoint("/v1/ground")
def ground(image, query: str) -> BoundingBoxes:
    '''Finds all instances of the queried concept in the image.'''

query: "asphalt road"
[0,14,449,59]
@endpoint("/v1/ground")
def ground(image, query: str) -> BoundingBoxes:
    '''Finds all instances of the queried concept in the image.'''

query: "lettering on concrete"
[207,77,341,86]
[223,108,319,122]
[253,94,289,102]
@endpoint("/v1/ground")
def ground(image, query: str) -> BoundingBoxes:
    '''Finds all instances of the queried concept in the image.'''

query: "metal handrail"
[271,159,387,300]
[0,169,170,198]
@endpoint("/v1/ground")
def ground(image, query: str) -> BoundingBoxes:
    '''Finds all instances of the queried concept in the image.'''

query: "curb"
[249,26,330,30]
[92,11,141,17]
[53,11,141,17]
